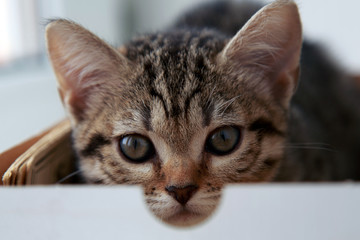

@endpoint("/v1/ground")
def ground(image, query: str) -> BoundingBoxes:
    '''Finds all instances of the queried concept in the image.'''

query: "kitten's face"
[46,1,301,227]
[71,49,287,226]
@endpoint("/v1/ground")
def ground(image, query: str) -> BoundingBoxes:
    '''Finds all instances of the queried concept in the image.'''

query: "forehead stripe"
[149,87,169,119]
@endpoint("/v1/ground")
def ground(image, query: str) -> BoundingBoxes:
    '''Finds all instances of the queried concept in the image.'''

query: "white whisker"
[56,169,82,184]
[278,142,339,153]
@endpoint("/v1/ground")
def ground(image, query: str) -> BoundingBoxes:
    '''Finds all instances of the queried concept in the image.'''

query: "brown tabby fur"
[46,0,356,227]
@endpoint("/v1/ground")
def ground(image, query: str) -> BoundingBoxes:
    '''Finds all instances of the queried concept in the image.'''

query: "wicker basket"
[1,120,77,185]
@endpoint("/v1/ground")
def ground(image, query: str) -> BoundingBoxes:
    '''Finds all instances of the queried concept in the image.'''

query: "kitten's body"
[46,1,360,227]
[281,42,360,181]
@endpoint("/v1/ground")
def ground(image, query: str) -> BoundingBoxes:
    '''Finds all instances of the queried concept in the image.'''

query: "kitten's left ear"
[217,0,302,106]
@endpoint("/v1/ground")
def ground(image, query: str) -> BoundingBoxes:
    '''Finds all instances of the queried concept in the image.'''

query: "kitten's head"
[46,0,301,227]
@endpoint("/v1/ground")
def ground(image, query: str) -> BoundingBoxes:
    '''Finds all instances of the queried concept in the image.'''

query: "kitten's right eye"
[118,135,155,163]
[205,126,241,156]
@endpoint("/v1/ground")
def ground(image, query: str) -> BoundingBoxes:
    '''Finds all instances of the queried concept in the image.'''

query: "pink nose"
[165,185,199,205]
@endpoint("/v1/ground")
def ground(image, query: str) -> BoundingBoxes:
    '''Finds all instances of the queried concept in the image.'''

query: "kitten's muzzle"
[165,185,199,205]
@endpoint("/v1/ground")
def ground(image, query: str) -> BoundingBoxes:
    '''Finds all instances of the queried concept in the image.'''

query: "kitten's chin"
[163,209,209,227]
[145,189,222,227]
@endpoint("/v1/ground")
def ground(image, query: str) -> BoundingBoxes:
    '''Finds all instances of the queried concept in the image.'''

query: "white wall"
[62,0,128,45]
[298,0,360,73]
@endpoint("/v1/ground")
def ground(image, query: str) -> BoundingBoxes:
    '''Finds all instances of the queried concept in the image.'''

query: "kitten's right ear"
[217,0,302,107]
[46,19,132,124]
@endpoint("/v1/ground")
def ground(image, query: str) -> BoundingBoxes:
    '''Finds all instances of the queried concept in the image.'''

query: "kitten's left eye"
[118,135,155,163]
[205,126,241,156]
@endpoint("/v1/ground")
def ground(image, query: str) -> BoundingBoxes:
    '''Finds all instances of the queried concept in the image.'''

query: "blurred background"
[0,0,360,152]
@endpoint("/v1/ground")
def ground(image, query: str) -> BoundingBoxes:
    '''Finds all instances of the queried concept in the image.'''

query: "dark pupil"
[208,126,240,155]
[120,135,152,162]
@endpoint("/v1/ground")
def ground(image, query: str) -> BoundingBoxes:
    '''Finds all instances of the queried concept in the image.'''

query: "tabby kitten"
[46,0,360,227]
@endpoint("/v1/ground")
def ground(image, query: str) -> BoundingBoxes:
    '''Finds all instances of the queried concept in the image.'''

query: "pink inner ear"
[63,67,115,122]
[67,90,88,122]
[272,66,300,102]
[56,64,90,122]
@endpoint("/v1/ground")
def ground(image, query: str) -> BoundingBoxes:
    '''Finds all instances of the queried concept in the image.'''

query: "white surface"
[0,184,359,240]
